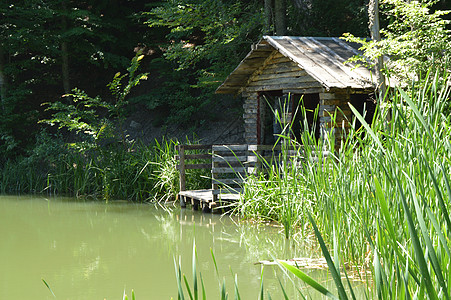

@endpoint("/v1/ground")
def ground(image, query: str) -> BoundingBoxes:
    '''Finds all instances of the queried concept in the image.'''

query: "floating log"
[256,258,327,269]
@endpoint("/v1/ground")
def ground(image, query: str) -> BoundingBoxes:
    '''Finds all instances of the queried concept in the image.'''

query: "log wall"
[239,51,372,146]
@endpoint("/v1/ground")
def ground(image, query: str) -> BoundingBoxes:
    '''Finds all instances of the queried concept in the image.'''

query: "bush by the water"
[0,134,209,202]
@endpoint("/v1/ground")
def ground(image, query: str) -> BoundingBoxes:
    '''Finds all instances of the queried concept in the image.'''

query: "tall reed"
[0,136,208,202]
[236,75,451,297]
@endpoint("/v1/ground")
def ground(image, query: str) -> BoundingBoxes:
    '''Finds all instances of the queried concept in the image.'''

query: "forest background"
[0,0,449,197]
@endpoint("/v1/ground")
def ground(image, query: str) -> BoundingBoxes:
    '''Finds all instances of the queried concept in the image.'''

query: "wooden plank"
[266,56,293,64]
[283,87,325,94]
[213,162,245,169]
[182,144,212,150]
[175,154,211,161]
[178,145,186,192]
[212,145,248,151]
[272,51,287,59]
[243,103,258,110]
[245,81,323,92]
[248,144,278,151]
[290,38,355,88]
[178,189,213,202]
[246,155,277,163]
[244,108,258,114]
[212,167,246,174]
[265,36,346,89]
[251,44,273,51]
[243,114,257,120]
[250,75,317,86]
[212,155,247,162]
[213,188,242,195]
[262,62,302,73]
[186,154,211,160]
[212,178,244,185]
[238,49,286,95]
[253,70,309,81]
[185,163,212,170]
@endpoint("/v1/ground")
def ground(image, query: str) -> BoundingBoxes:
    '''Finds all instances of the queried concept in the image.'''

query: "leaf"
[308,212,348,300]
[408,181,449,299]
[278,261,337,299]
[396,177,439,300]
[42,278,56,298]
[349,103,384,152]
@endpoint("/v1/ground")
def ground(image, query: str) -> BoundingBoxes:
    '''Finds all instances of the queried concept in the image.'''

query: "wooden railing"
[175,144,286,200]
[175,144,212,192]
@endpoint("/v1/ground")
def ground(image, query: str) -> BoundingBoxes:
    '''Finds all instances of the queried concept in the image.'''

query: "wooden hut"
[216,36,385,145]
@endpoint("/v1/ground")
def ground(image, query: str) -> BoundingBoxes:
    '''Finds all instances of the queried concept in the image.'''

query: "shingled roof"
[216,36,380,94]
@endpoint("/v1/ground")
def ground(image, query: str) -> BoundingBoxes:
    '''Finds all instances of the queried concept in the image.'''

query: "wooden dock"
[176,144,279,213]
[175,144,329,213]
[178,189,240,213]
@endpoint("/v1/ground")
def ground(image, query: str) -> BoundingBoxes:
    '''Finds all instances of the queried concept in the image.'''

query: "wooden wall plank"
[248,75,318,86]
[244,81,323,92]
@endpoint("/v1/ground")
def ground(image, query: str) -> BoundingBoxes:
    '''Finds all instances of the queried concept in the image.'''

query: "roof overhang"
[216,36,393,95]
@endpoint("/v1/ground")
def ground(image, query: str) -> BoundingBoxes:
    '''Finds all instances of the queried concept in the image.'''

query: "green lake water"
[0,195,356,299]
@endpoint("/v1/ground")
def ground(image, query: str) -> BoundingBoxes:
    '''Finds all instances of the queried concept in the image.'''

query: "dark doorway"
[349,93,376,131]
[258,90,283,145]
[258,91,320,144]
[291,93,320,141]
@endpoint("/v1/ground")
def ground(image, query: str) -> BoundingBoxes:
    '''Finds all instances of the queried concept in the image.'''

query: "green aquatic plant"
[123,289,136,300]
[275,75,451,298]
[174,241,235,300]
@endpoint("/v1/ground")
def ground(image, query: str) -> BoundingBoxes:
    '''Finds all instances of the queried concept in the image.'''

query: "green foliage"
[42,90,113,149]
[175,240,254,299]
[236,75,451,298]
[141,0,265,125]
[0,0,150,160]
[343,0,451,83]
[291,0,369,37]
[41,54,148,150]
[145,0,265,74]
[108,54,149,116]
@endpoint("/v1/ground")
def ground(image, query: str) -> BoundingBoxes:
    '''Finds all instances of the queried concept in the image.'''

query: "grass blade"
[211,248,220,278]
[308,212,348,300]
[278,260,338,299]
[183,274,194,300]
[276,275,289,300]
[409,181,449,299]
[174,257,185,300]
[193,241,198,300]
[234,274,241,300]
[221,278,227,300]
[348,103,384,152]
[427,161,451,237]
[42,278,56,298]
[199,272,207,300]
[397,178,439,300]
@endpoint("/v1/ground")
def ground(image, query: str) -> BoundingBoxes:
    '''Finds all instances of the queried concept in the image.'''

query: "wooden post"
[264,0,273,34]
[274,0,287,36]
[179,145,186,192]
[369,0,386,101]
[0,43,5,108]
[178,145,186,208]
[211,147,218,203]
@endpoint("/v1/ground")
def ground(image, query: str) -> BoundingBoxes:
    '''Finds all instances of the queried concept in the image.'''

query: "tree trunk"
[368,0,386,100]
[61,1,71,95]
[61,41,70,94]
[264,0,273,34]
[0,43,5,108]
[274,0,287,35]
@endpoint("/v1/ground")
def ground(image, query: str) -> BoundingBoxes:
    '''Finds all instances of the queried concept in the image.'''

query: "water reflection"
[0,196,348,299]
